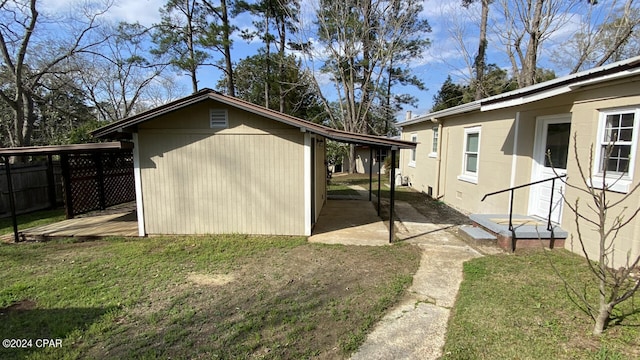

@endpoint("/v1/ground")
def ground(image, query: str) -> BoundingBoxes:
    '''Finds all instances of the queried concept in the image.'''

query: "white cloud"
[107,0,164,26]
[40,0,163,26]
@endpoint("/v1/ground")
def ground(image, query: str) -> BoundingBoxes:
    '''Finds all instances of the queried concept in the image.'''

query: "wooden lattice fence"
[60,151,135,218]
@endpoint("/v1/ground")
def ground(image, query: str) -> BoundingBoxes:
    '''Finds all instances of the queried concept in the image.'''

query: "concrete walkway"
[351,202,481,360]
[332,185,484,360]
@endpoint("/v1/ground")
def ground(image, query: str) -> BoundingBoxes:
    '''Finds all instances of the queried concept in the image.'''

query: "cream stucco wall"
[562,79,640,267]
[136,99,311,235]
[400,75,640,268]
[400,124,440,197]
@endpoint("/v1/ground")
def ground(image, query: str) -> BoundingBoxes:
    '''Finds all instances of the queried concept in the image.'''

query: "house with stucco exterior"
[399,56,640,268]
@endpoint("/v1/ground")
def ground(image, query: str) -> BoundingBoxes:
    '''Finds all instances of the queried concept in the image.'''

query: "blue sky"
[39,0,616,119]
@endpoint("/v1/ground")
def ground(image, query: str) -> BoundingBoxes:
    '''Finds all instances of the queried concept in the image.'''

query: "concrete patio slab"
[309,200,390,246]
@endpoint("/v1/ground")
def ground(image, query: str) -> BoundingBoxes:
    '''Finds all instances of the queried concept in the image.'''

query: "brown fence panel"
[0,164,50,217]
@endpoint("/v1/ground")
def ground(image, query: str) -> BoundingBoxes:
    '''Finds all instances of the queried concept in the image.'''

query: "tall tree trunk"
[385,59,393,136]
[522,0,544,87]
[278,19,286,113]
[264,15,271,109]
[348,144,356,174]
[221,0,235,97]
[186,0,198,93]
[474,0,489,100]
[360,0,373,136]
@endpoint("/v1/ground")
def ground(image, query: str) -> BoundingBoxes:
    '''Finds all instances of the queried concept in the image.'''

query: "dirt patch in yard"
[187,272,235,286]
[79,240,421,360]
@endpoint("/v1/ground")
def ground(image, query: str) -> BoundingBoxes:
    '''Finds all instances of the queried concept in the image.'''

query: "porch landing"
[459,214,568,251]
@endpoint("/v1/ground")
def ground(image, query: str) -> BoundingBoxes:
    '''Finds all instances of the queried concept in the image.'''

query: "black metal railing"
[481,174,567,232]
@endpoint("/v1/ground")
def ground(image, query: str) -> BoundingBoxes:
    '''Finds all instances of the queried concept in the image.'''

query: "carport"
[0,142,135,242]
[315,132,412,243]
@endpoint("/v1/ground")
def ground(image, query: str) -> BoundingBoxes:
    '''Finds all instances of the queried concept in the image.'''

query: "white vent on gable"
[210,109,228,128]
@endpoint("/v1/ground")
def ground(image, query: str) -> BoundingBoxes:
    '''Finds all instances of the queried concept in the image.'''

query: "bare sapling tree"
[553,134,640,335]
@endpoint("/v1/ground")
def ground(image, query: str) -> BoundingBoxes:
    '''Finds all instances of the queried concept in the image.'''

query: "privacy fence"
[0,161,62,218]
[1,148,135,219]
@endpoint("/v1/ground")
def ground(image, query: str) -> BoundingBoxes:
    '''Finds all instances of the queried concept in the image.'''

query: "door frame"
[528,114,571,223]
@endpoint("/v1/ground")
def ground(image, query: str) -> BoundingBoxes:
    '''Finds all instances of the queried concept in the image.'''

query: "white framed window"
[457,126,481,184]
[429,127,439,158]
[210,109,228,128]
[592,107,639,193]
[409,134,417,167]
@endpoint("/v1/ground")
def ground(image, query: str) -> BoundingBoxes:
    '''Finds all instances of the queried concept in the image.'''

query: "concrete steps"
[458,225,497,244]
[462,214,568,251]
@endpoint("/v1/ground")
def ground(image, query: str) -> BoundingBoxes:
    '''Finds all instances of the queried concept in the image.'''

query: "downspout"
[439,125,450,199]
[508,112,521,213]
[432,117,443,198]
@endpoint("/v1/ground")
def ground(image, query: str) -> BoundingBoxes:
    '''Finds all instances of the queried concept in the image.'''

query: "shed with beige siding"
[93,89,414,237]
[400,56,640,268]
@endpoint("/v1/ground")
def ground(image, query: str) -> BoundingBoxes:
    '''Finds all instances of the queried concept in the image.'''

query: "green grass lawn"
[327,179,361,197]
[0,208,66,236]
[0,235,421,359]
[442,249,640,360]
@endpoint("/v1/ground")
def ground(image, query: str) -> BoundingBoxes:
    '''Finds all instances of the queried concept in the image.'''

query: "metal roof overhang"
[399,55,640,126]
[0,141,133,158]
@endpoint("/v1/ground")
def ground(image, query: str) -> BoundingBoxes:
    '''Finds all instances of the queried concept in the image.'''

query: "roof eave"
[399,55,640,124]
[92,89,415,149]
[400,101,481,127]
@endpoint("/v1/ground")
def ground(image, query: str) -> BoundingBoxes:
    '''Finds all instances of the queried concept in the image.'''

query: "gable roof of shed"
[92,89,415,149]
[401,55,640,126]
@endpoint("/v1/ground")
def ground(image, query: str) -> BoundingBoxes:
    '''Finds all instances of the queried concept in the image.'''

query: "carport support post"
[368,147,373,201]
[377,148,381,216]
[389,148,397,243]
[3,156,19,242]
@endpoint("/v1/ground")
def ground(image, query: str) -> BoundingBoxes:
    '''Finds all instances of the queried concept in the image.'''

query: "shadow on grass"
[0,300,116,359]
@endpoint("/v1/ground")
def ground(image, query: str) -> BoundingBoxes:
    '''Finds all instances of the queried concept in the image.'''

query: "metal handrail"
[482,174,567,232]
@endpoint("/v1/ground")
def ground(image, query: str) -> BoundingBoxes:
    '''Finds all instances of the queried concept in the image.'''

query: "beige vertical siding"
[137,99,306,235]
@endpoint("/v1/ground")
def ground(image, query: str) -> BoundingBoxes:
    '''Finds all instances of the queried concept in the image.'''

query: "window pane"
[619,145,631,158]
[621,113,634,127]
[620,129,633,141]
[544,123,570,169]
[466,154,477,173]
[601,145,631,174]
[432,128,439,153]
[466,133,479,152]
[618,159,629,173]
[604,128,614,142]
[606,114,620,128]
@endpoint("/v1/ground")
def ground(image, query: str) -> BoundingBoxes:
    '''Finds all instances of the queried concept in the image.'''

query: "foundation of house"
[459,214,567,252]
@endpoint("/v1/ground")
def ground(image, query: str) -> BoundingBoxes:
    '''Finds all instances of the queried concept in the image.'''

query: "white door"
[529,115,571,224]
